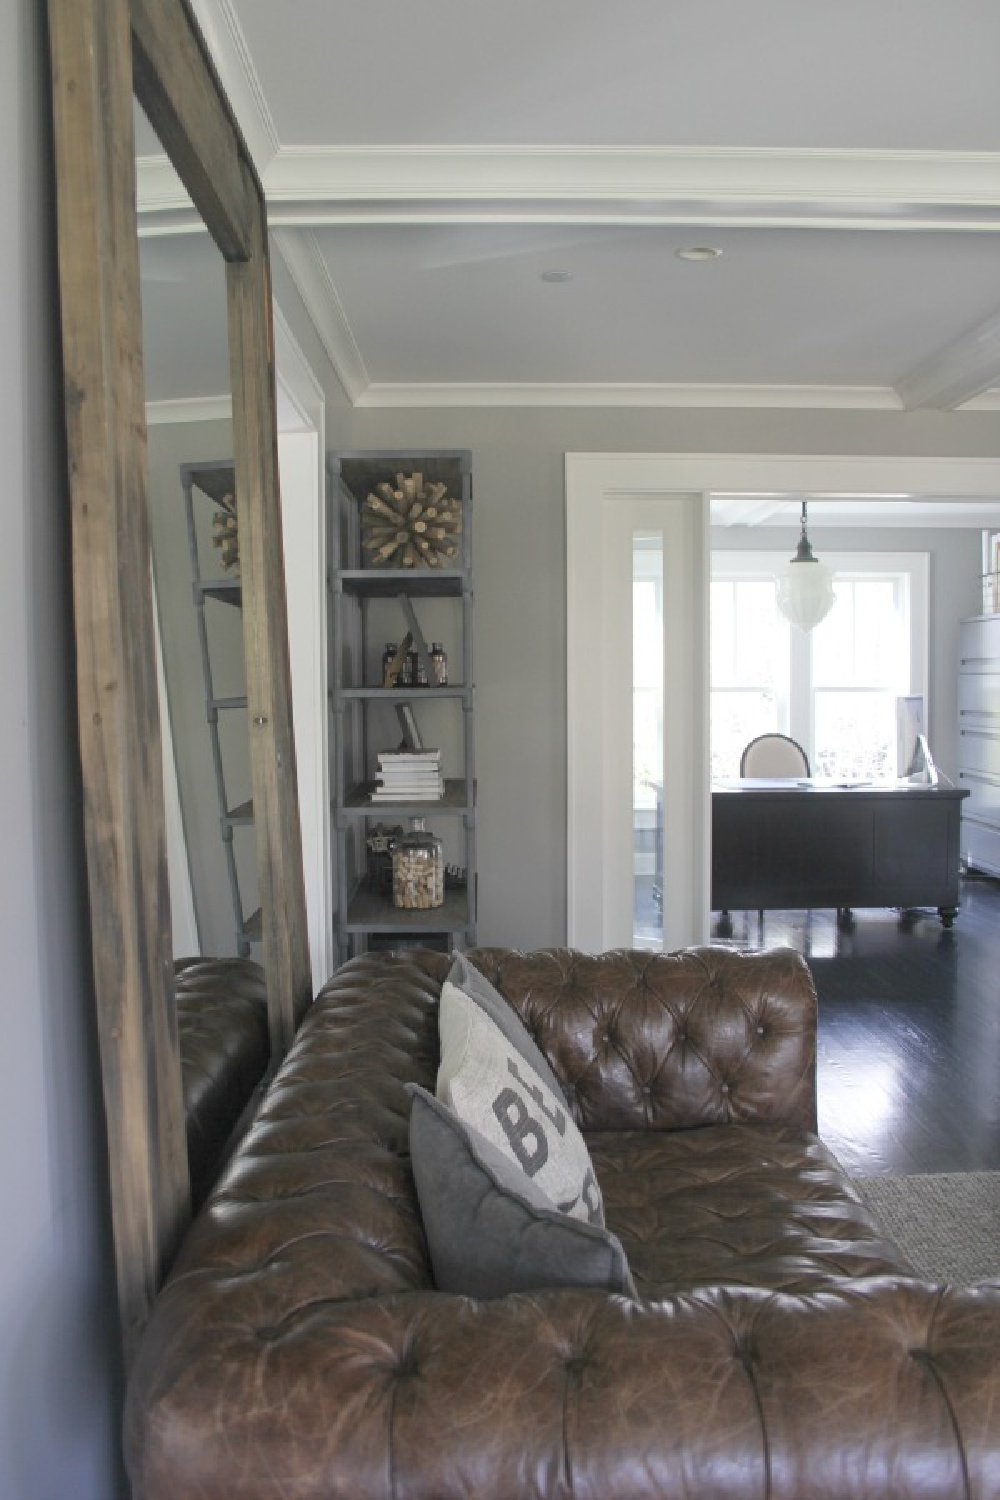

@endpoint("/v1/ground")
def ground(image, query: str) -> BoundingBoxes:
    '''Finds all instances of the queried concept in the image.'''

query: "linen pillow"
[437,979,603,1225]
[408,1085,634,1298]
[447,951,568,1104]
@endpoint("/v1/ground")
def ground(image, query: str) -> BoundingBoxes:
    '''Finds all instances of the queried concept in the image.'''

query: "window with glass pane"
[633,538,663,947]
[812,576,909,779]
[711,554,920,783]
[710,578,789,778]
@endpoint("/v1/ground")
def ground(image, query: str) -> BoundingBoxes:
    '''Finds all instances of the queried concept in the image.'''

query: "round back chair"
[740,733,811,779]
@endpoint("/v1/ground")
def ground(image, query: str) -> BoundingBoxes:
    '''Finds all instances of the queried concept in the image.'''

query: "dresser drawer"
[957,767,1000,819]
[959,615,1000,669]
[958,671,1000,720]
[958,724,1000,776]
[961,811,1000,877]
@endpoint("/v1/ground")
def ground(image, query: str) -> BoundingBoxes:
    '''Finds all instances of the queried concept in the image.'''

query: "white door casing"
[566,452,1000,954]
[274,306,332,997]
[566,455,710,952]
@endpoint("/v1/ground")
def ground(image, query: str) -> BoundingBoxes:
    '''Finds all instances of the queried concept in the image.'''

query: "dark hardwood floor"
[711,872,1000,1176]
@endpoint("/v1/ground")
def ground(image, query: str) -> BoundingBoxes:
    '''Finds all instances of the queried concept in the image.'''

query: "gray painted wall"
[1,3,122,1494]
[346,406,1000,949]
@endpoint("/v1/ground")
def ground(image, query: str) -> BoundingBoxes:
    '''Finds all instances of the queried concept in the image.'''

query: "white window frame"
[711,550,929,767]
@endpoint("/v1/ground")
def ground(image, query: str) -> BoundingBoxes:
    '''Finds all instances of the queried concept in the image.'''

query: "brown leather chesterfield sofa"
[173,957,269,1209]
[126,947,1000,1498]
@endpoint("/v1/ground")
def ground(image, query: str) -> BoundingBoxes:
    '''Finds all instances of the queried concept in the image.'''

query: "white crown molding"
[564,451,1000,499]
[137,143,1000,237]
[895,309,1000,410]
[270,229,369,405]
[354,382,904,410]
[145,395,232,425]
[263,146,1000,231]
[187,0,280,175]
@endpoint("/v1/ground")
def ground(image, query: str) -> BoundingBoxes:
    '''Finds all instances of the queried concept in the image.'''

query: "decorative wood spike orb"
[211,491,240,574]
[361,471,462,568]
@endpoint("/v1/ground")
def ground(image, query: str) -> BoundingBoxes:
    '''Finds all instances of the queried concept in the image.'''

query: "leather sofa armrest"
[466,946,818,1134]
[126,1277,1000,1499]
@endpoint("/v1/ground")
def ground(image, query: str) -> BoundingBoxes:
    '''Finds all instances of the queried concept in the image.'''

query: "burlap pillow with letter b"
[437,979,603,1225]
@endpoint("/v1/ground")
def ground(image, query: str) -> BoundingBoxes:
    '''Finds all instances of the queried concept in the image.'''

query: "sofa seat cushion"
[590,1122,913,1297]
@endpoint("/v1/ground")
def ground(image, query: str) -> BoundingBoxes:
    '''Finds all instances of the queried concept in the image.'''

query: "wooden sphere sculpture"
[211,491,239,574]
[362,472,461,568]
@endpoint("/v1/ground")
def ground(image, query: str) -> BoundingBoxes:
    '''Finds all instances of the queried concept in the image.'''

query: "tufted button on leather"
[721,1083,730,1095]
[757,1024,766,1036]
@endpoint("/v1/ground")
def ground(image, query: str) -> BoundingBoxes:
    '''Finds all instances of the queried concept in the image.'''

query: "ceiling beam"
[136,145,1000,235]
[895,308,1000,410]
[262,146,1000,232]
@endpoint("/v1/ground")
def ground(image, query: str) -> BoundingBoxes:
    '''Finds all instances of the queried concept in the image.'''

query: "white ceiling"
[136,0,1000,525]
[232,0,1000,152]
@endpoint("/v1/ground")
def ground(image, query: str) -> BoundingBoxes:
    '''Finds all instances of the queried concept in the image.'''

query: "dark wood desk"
[711,780,969,928]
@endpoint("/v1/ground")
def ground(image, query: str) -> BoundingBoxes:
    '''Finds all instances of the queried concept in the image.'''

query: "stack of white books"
[371,749,444,802]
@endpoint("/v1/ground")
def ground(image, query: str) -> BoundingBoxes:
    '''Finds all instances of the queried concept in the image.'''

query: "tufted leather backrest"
[166,953,445,1304]
[463,945,818,1135]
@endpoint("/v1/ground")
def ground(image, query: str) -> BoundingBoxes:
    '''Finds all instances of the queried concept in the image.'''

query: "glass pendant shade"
[775,502,835,631]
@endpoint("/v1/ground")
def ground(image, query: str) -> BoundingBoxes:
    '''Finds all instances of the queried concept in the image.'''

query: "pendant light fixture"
[775,501,835,631]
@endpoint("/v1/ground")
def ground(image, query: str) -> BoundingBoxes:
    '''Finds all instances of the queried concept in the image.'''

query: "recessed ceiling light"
[675,246,723,262]
[540,269,572,283]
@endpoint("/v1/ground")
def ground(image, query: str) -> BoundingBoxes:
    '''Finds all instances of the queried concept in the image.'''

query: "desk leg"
[939,906,957,929]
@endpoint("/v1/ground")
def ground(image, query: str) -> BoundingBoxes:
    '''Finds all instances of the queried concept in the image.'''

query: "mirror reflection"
[136,102,258,960]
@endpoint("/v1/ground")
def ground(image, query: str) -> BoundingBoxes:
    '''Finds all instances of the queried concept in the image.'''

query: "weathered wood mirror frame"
[47,0,313,1367]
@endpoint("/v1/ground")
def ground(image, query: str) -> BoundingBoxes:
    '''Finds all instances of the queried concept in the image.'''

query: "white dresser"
[958,614,1000,876]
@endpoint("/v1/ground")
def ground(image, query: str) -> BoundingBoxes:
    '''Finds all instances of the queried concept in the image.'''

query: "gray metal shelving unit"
[327,449,476,961]
[180,459,260,957]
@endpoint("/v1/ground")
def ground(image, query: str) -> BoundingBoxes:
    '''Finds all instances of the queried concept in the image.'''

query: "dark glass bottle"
[430,642,448,685]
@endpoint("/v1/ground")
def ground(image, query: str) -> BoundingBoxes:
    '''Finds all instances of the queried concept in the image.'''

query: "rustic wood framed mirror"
[47,0,312,1367]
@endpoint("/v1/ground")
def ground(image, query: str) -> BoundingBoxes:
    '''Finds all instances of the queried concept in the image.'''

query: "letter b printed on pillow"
[492,1087,549,1175]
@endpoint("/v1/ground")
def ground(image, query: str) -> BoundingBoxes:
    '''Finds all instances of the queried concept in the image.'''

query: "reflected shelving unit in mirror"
[180,459,261,956]
[328,450,476,961]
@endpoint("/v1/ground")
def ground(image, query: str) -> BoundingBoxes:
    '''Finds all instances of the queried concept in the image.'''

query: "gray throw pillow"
[408,1085,635,1299]
[438,980,604,1225]
[448,950,568,1105]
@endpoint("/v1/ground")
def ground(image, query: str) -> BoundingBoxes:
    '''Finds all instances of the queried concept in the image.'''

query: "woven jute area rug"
[853,1171,1000,1286]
